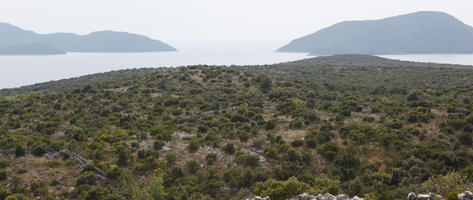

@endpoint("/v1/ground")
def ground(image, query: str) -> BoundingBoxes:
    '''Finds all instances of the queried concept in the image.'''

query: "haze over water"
[0,42,308,89]
[0,41,472,89]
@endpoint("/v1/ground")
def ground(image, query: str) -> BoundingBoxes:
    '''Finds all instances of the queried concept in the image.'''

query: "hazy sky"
[1,0,473,50]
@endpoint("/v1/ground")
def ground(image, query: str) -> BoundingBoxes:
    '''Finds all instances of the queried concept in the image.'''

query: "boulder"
[465,191,473,198]
[429,193,442,200]
[336,194,349,200]
[459,191,473,200]
[321,194,337,200]
[417,194,431,200]
[244,196,270,200]
[288,193,316,200]
[412,193,443,200]
[248,193,363,200]
[407,192,417,200]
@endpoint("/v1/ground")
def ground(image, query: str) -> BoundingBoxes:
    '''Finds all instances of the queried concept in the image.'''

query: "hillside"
[277,11,473,55]
[2,64,473,199]
[0,22,176,55]
[0,68,161,97]
[238,55,473,88]
[282,54,469,68]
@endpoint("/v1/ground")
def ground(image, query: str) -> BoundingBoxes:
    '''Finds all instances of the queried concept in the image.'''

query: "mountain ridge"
[277,11,473,55]
[0,22,177,55]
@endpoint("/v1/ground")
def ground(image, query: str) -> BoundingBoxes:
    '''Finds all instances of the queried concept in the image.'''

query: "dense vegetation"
[240,55,473,88]
[2,56,473,199]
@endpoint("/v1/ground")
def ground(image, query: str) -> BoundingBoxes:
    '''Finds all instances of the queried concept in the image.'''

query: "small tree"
[407,92,419,101]
[223,143,236,154]
[0,170,7,181]
[15,145,25,157]
[186,160,200,174]
[32,144,47,157]
[166,153,177,165]
[205,153,217,165]
[459,132,472,145]
[258,76,272,93]
[188,139,200,153]
[265,120,277,130]
[154,140,164,150]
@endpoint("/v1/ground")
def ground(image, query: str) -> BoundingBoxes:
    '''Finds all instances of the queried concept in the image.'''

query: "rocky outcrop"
[244,196,270,200]
[407,192,417,200]
[406,192,442,200]
[246,193,363,200]
[288,193,321,200]
[458,191,473,200]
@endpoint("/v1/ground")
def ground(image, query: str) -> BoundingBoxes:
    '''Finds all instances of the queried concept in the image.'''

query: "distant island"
[0,22,177,55]
[277,11,473,55]
[0,42,66,55]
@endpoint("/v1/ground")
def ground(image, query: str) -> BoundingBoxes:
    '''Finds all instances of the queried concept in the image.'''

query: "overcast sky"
[1,0,473,50]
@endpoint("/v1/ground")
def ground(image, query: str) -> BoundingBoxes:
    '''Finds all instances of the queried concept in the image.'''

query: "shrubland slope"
[1,58,473,199]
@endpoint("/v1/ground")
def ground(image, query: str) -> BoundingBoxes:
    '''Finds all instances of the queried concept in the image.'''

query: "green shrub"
[30,179,48,196]
[446,192,459,200]
[254,177,314,200]
[32,144,47,157]
[166,153,177,165]
[188,139,200,153]
[421,173,473,196]
[0,188,11,200]
[16,168,27,174]
[5,195,19,200]
[317,142,339,161]
[76,171,97,186]
[291,139,304,147]
[387,121,403,129]
[236,153,260,168]
[361,172,391,187]
[15,146,25,157]
[186,160,200,174]
[205,153,217,165]
[362,116,375,122]
[264,148,278,160]
[0,169,7,181]
[459,132,472,145]
[0,161,9,169]
[305,138,317,149]
[153,140,164,150]
[265,120,277,130]
[223,143,236,154]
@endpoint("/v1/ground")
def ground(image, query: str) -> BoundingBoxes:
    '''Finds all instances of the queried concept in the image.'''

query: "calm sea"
[0,49,472,89]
